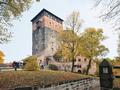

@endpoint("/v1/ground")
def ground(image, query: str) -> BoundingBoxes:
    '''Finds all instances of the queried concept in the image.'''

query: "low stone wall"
[15,78,100,90]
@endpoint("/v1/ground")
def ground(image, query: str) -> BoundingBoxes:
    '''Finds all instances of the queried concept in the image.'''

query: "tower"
[31,9,63,59]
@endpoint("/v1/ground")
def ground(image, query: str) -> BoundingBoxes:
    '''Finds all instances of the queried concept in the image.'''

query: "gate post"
[99,59,114,90]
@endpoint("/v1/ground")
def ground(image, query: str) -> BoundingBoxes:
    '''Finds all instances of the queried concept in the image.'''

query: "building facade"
[74,55,96,74]
[31,9,63,60]
[31,9,96,74]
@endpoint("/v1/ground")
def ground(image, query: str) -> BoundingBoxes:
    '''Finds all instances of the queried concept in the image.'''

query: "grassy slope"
[0,70,90,89]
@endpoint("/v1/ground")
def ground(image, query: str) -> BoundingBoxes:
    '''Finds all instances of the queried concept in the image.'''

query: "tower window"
[78,59,81,62]
[84,58,87,62]
[51,48,53,52]
[77,65,81,68]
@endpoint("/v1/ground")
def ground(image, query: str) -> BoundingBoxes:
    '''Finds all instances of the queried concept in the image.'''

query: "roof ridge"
[31,8,63,22]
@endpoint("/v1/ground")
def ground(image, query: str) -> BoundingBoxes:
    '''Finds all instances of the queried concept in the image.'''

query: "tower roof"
[31,8,63,22]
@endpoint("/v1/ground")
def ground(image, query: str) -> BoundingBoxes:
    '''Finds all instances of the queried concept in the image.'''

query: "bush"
[48,64,58,70]
[23,56,39,71]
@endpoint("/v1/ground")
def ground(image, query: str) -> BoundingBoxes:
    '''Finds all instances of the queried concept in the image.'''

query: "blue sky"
[0,0,118,63]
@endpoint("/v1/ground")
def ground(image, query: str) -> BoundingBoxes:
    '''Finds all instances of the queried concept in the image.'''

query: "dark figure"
[12,61,18,71]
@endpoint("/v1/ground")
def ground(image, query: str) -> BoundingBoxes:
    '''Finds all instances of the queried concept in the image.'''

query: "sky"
[0,0,118,63]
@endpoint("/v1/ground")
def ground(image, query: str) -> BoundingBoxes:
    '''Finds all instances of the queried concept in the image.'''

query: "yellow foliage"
[0,50,5,64]
[23,56,39,71]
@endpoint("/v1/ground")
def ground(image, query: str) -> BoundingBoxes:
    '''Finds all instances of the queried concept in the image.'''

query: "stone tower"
[31,9,63,59]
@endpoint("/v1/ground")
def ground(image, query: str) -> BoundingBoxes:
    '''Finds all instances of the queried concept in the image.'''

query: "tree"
[94,0,120,63]
[94,0,120,30]
[23,56,39,71]
[0,0,40,44]
[0,50,5,64]
[79,28,109,74]
[118,34,120,57]
[58,11,82,72]
[58,30,80,62]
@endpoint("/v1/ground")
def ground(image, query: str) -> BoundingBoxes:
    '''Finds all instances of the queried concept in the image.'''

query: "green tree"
[23,56,39,71]
[79,28,109,74]
[0,0,40,44]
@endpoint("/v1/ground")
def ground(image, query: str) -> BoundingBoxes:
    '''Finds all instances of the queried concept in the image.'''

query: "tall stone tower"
[31,9,63,60]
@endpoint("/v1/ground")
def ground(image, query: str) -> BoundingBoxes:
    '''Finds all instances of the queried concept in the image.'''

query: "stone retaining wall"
[15,78,100,90]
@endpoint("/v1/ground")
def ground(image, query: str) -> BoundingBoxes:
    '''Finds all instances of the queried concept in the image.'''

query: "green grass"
[0,70,90,89]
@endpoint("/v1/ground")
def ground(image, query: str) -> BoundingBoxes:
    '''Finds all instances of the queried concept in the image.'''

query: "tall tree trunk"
[71,48,75,72]
[71,59,74,72]
[86,58,92,75]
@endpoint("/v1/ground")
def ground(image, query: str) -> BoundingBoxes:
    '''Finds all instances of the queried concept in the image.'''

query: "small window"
[84,58,87,62]
[51,48,53,50]
[74,65,77,67]
[36,21,39,24]
[78,59,81,62]
[77,65,81,68]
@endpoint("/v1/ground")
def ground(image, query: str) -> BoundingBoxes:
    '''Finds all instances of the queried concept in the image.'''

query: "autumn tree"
[58,30,80,62]
[0,50,5,64]
[65,11,82,72]
[79,28,109,74]
[23,56,39,71]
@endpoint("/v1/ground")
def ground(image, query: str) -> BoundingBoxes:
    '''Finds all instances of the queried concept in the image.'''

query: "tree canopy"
[79,28,108,58]
[0,50,5,64]
[57,30,80,62]
[0,0,40,44]
[95,0,120,30]
[63,11,82,72]
[79,28,109,74]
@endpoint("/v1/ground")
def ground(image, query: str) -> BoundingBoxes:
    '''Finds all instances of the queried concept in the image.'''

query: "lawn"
[0,70,90,89]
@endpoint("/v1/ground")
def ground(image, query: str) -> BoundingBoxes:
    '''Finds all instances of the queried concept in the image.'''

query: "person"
[12,61,17,71]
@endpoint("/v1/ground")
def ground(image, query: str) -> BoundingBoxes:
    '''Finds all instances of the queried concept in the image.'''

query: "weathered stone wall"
[39,78,99,90]
[32,27,58,57]
[44,27,58,56]
[15,78,100,90]
[32,27,45,55]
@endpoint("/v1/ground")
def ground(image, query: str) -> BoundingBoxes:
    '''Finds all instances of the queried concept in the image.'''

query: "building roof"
[31,8,63,22]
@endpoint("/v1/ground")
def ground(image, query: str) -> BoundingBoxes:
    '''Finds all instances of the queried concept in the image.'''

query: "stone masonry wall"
[15,78,100,90]
[32,27,45,55]
[32,27,58,57]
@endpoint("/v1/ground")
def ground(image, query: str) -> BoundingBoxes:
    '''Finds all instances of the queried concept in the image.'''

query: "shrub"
[23,56,39,71]
[48,64,58,70]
